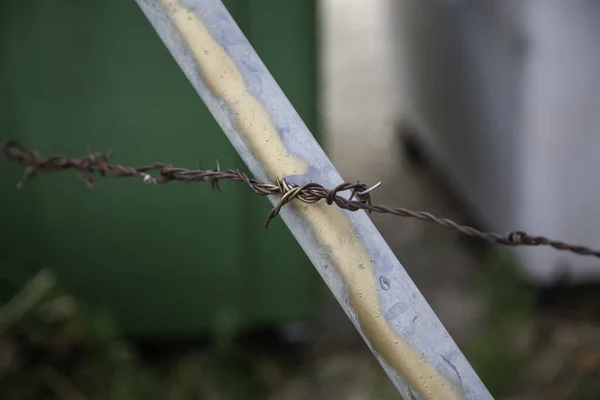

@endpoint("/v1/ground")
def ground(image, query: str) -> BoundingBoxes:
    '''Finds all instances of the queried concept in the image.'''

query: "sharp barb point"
[358,181,382,196]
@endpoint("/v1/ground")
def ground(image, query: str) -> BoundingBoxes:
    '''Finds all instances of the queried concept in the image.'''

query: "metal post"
[134,0,493,398]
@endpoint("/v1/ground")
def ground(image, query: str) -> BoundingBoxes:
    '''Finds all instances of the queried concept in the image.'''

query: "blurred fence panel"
[0,0,321,338]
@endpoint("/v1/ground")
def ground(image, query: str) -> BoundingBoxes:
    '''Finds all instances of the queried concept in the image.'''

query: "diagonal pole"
[133,0,493,398]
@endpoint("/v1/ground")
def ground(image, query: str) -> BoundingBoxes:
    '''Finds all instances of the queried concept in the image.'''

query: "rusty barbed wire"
[1,140,599,259]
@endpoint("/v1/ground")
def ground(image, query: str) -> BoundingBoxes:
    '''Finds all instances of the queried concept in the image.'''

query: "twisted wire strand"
[1,140,599,258]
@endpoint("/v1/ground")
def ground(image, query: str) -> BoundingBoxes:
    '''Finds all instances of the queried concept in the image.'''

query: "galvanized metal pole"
[134,0,493,398]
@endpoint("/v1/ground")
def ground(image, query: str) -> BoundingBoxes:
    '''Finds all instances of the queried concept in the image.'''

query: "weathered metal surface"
[134,0,493,398]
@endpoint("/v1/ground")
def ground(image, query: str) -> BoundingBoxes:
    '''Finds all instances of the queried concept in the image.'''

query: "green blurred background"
[0,0,322,339]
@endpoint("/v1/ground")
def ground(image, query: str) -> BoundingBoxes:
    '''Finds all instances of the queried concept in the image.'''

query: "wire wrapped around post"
[100,1,498,397]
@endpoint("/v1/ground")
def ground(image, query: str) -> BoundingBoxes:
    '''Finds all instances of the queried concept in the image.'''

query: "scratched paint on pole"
[160,1,462,398]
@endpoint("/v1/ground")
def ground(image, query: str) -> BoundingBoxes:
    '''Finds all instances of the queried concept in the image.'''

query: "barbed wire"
[1,140,599,259]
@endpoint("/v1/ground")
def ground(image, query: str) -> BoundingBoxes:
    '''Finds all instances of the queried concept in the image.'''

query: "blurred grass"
[2,254,599,400]
[465,250,538,397]
[462,249,598,399]
[0,267,275,400]
[0,266,397,400]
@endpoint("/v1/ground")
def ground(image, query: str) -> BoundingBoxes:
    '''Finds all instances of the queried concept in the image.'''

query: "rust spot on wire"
[2,140,600,259]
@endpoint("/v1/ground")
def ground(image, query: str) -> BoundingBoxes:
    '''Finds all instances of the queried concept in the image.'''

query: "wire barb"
[1,140,599,259]
[358,181,382,196]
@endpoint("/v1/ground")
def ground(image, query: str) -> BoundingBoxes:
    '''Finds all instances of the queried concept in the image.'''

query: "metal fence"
[2,0,599,399]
